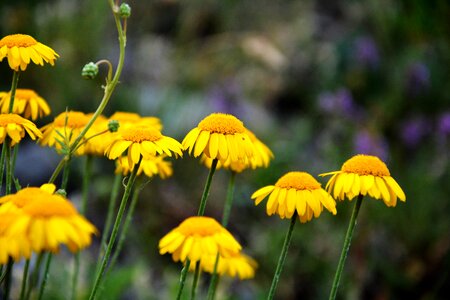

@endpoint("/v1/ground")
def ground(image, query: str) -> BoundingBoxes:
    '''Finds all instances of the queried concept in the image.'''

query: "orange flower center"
[54,112,90,128]
[0,34,38,48]
[177,216,223,236]
[275,171,321,190]
[0,113,27,126]
[341,154,390,176]
[22,196,77,217]
[13,89,38,100]
[198,113,245,134]
[122,127,162,142]
[109,112,141,123]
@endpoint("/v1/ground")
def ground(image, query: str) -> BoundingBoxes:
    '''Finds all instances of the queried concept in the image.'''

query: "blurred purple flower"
[207,79,242,116]
[406,62,430,96]
[353,129,389,162]
[438,112,450,135]
[318,88,356,117]
[400,117,431,147]
[354,36,380,69]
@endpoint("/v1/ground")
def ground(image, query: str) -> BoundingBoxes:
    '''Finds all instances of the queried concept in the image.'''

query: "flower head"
[0,89,51,120]
[0,34,59,71]
[182,113,255,164]
[0,113,42,145]
[191,252,257,280]
[251,171,337,223]
[115,155,173,179]
[159,216,242,263]
[105,126,183,168]
[320,154,406,207]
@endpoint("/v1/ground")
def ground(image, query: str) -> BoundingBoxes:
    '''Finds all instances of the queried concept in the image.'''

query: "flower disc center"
[177,217,222,236]
[0,34,38,47]
[198,113,245,134]
[121,127,162,142]
[275,172,321,190]
[0,114,26,126]
[341,154,390,176]
[54,112,90,128]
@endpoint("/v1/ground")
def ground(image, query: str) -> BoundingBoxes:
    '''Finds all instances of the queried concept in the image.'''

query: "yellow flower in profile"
[159,216,242,263]
[182,113,255,164]
[320,154,406,207]
[115,155,173,179]
[251,171,337,223]
[0,212,32,264]
[192,252,258,280]
[0,34,59,71]
[0,89,51,120]
[39,111,91,155]
[105,126,183,168]
[0,113,42,145]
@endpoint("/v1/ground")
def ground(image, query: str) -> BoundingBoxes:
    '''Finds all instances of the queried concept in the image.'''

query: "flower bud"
[119,3,131,18]
[108,120,120,132]
[81,62,99,79]
[55,189,67,197]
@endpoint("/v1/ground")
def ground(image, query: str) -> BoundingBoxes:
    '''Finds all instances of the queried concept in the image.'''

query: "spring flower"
[39,111,91,155]
[105,126,183,168]
[159,216,242,263]
[320,154,406,207]
[0,89,51,120]
[1,185,97,253]
[182,113,255,164]
[0,34,59,71]
[115,155,173,179]
[193,252,257,280]
[251,171,337,223]
[0,211,32,264]
[0,113,42,145]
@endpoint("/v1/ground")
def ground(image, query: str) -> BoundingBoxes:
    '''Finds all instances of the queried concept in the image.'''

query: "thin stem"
[3,258,14,300]
[37,253,52,300]
[19,259,30,300]
[89,160,140,300]
[0,142,6,193]
[97,173,122,263]
[5,142,12,195]
[197,159,218,216]
[25,252,44,300]
[206,253,220,300]
[190,261,201,300]
[267,213,297,300]
[61,157,71,191]
[328,194,363,300]
[176,259,191,300]
[8,70,20,113]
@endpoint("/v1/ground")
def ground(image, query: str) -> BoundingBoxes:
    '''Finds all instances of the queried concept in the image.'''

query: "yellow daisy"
[115,155,173,179]
[104,126,183,168]
[192,252,258,280]
[159,216,242,263]
[0,34,59,71]
[0,89,51,120]
[320,154,406,207]
[39,111,91,155]
[182,113,255,164]
[251,171,337,223]
[0,211,32,264]
[0,113,42,145]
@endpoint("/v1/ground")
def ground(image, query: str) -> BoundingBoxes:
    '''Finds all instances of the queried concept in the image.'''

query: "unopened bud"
[119,3,131,18]
[82,62,99,79]
[108,120,120,132]
[55,189,67,197]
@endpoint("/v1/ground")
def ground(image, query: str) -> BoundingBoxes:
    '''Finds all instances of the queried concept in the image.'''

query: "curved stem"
[197,159,218,216]
[328,194,363,300]
[267,213,297,300]
[37,253,52,300]
[89,159,140,300]
[190,261,201,300]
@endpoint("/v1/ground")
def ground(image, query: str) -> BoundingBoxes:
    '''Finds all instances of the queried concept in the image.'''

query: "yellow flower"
[0,89,51,120]
[1,186,97,253]
[108,111,162,131]
[0,211,32,264]
[39,111,91,155]
[0,113,42,145]
[192,252,258,280]
[159,216,242,263]
[320,154,406,207]
[105,126,183,168]
[115,155,173,179]
[182,113,255,164]
[0,34,59,71]
[251,171,337,223]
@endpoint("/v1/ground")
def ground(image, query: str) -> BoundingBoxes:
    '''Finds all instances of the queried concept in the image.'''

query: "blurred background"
[1,0,450,299]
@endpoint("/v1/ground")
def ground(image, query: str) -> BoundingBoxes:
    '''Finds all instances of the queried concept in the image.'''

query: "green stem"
[37,253,52,300]
[190,261,201,300]
[0,142,6,193]
[8,70,20,113]
[3,258,14,300]
[106,177,144,274]
[19,259,30,300]
[89,160,140,300]
[328,194,363,300]
[97,173,122,263]
[206,253,220,300]
[61,157,71,191]
[176,259,191,300]
[197,159,218,216]
[25,252,44,300]
[5,142,12,195]
[267,213,297,300]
